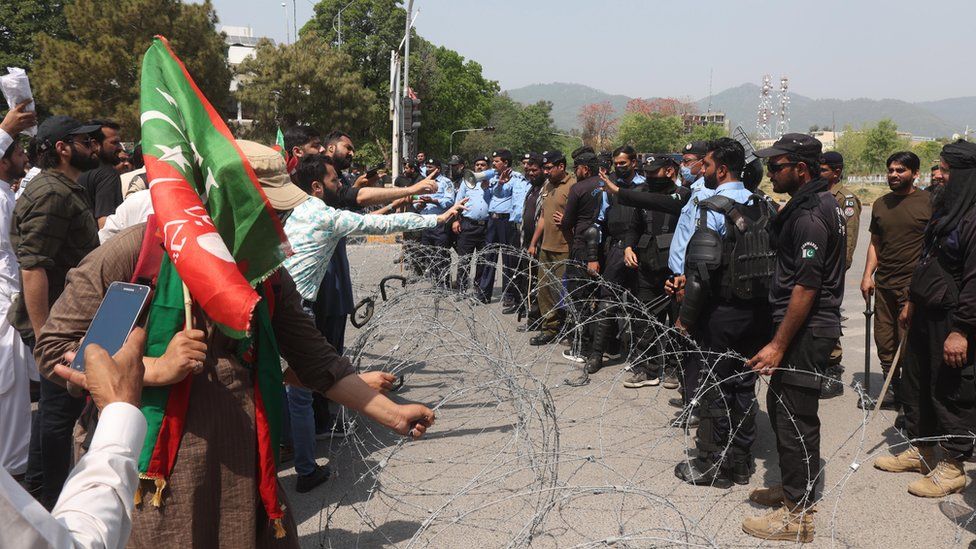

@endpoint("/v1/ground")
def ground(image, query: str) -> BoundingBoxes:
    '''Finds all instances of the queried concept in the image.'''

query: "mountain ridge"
[505,82,976,138]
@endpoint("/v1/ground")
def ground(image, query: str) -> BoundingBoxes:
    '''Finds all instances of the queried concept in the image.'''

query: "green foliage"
[235,33,377,139]
[456,95,560,161]
[32,0,231,136]
[410,38,498,157]
[835,119,912,174]
[615,113,684,153]
[0,0,69,70]
[687,123,728,142]
[912,139,945,170]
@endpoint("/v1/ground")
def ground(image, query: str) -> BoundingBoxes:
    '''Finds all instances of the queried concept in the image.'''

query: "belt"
[489,212,510,220]
[464,217,488,226]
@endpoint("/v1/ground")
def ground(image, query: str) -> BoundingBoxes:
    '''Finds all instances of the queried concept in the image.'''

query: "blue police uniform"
[418,174,455,286]
[668,176,714,275]
[454,179,492,295]
[477,170,528,303]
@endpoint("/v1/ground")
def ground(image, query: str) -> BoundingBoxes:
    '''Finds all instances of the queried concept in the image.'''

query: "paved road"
[282,207,976,547]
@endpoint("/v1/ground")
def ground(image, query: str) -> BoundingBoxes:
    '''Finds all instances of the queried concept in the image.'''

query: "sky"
[209,0,976,102]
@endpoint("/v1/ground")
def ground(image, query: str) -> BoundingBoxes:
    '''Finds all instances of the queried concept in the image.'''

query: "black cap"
[641,155,670,173]
[473,154,490,164]
[573,151,600,169]
[525,152,543,165]
[36,115,101,151]
[425,157,439,166]
[820,151,844,167]
[754,133,823,159]
[448,154,463,166]
[682,141,709,156]
[541,149,565,165]
[522,152,534,161]
[491,149,512,163]
[571,145,595,160]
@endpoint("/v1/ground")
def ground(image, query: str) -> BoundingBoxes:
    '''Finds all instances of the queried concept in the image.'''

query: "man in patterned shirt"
[279,150,465,492]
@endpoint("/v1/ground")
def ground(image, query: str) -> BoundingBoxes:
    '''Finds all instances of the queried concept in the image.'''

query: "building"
[682,112,728,134]
[221,25,274,123]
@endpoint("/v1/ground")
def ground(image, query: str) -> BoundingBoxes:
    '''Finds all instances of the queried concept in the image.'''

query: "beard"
[331,153,351,171]
[888,177,913,192]
[703,172,719,190]
[70,146,99,171]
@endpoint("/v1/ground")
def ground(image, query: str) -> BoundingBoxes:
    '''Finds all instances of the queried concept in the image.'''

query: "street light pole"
[450,127,496,155]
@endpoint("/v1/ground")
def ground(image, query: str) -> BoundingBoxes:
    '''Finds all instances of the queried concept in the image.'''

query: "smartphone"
[366,162,386,178]
[70,282,151,372]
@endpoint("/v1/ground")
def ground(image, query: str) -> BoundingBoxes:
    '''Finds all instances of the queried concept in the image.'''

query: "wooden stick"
[865,330,908,429]
[182,282,193,331]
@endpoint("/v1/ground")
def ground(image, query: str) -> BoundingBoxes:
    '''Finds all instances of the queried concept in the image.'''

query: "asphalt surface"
[281,207,976,548]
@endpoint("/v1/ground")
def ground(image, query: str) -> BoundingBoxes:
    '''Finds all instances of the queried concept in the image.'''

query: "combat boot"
[874,445,937,474]
[563,368,589,387]
[741,500,815,543]
[818,364,844,399]
[907,459,967,498]
[749,485,784,508]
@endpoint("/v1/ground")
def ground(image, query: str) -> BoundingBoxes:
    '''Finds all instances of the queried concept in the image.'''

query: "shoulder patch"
[844,207,855,217]
[801,241,819,259]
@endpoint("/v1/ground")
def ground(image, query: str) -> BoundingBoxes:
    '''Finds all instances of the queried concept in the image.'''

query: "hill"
[506,82,976,138]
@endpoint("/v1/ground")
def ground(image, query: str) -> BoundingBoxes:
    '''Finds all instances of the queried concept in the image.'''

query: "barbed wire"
[290,240,976,548]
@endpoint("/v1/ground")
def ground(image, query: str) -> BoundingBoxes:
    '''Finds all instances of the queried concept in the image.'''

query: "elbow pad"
[679,269,708,327]
[583,224,602,262]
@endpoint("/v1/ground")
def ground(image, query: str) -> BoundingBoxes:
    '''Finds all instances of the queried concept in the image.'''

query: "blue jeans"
[286,385,317,476]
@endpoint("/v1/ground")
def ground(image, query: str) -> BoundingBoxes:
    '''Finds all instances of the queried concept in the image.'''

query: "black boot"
[674,457,732,489]
[819,364,844,399]
[731,452,755,485]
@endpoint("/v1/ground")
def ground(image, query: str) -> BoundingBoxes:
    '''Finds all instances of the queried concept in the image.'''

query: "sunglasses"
[766,162,798,173]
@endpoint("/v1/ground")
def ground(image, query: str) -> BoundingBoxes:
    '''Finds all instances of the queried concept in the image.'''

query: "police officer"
[662,141,713,409]
[819,151,861,398]
[743,134,844,542]
[415,158,455,287]
[513,153,546,326]
[875,140,976,499]
[671,138,774,487]
[581,146,646,372]
[561,150,606,386]
[478,149,530,306]
[453,155,492,299]
[601,155,690,387]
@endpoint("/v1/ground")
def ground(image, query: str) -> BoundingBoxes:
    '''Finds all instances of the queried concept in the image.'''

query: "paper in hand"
[1,67,37,136]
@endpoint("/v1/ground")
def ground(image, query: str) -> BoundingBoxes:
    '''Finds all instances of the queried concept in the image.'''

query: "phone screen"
[70,282,151,372]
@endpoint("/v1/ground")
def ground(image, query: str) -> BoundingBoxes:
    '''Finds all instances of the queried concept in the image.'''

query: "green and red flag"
[272,126,286,158]
[138,35,290,536]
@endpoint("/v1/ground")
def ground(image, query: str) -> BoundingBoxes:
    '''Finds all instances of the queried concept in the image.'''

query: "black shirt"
[561,176,604,257]
[77,162,123,219]
[394,173,418,188]
[770,179,845,330]
[522,183,543,243]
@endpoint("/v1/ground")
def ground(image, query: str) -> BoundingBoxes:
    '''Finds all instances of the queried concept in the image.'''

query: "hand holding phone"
[70,282,151,372]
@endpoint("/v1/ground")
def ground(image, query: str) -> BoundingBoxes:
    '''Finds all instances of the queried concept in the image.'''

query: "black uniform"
[561,174,605,357]
[674,184,776,486]
[901,140,976,461]
[512,178,544,320]
[622,177,690,376]
[586,173,643,365]
[766,177,845,507]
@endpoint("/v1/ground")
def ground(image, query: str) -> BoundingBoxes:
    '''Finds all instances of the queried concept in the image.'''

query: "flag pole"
[182,282,193,331]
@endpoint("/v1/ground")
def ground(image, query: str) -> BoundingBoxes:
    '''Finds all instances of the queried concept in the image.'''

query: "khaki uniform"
[828,184,860,369]
[831,184,861,271]
[537,174,577,335]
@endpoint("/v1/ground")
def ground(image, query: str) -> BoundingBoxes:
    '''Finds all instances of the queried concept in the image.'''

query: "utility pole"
[391,50,401,178]
[402,0,414,160]
[293,0,297,42]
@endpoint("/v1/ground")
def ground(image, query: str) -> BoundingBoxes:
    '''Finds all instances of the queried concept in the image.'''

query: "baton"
[865,330,908,429]
[859,292,875,409]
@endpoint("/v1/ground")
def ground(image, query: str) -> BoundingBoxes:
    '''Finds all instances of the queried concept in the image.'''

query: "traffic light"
[410,97,421,131]
[401,96,413,131]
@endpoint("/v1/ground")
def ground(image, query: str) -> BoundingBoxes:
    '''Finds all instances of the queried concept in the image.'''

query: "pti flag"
[140,36,289,336]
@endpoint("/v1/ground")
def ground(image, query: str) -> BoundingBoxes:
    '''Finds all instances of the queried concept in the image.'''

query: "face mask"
[614,166,632,179]
[645,176,673,190]
[680,165,696,184]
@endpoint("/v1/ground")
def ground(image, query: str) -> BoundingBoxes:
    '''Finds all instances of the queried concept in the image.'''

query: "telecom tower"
[756,75,774,139]
[775,76,791,137]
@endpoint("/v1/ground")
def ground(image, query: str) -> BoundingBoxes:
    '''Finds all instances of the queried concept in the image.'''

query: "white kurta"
[0,177,37,475]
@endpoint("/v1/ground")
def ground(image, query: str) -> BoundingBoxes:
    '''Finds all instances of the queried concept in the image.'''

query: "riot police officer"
[672,138,775,488]
[583,146,645,373]
[601,155,691,387]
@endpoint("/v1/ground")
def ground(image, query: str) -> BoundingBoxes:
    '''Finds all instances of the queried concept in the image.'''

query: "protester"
[394,161,420,188]
[34,141,436,547]
[861,151,931,410]
[12,115,101,509]
[1,328,148,549]
[0,127,37,479]
[745,133,845,542]
[77,120,125,228]
[877,139,976,498]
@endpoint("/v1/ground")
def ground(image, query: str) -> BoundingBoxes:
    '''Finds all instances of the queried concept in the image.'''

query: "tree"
[626,97,692,117]
[457,94,559,160]
[834,126,868,174]
[615,113,684,153]
[409,38,498,157]
[863,119,909,172]
[912,139,944,172]
[33,0,231,136]
[0,0,69,70]
[688,123,728,142]
[579,102,617,150]
[235,33,377,140]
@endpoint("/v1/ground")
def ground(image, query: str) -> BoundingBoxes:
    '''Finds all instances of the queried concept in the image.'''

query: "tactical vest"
[605,185,639,243]
[635,185,691,273]
[686,194,777,301]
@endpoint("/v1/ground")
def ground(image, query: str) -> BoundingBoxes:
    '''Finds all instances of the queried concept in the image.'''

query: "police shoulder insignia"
[671,193,681,200]
[801,241,819,259]
[844,206,855,217]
